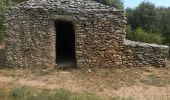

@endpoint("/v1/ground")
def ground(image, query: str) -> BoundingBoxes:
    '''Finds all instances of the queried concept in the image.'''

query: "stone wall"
[4,7,56,68]
[122,40,169,67]
[3,0,169,68]
[4,0,126,68]
[75,13,126,68]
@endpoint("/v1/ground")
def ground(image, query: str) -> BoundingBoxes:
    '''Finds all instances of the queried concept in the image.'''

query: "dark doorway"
[55,20,76,68]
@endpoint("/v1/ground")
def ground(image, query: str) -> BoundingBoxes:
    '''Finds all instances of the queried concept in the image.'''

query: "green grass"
[111,96,134,100]
[141,74,163,87]
[0,86,100,100]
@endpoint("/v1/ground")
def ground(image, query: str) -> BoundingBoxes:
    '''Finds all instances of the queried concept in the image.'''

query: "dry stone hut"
[1,0,169,68]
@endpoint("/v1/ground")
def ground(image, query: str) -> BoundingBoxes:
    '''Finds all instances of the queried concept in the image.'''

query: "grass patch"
[111,96,134,100]
[0,86,100,100]
[141,74,162,86]
[70,93,100,100]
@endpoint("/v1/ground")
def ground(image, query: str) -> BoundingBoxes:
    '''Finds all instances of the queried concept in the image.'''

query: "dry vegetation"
[0,60,170,100]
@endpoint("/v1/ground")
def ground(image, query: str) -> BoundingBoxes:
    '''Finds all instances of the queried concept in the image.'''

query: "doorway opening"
[55,20,76,68]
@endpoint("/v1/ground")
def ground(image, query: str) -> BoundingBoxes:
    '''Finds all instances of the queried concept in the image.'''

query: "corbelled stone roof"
[16,0,120,14]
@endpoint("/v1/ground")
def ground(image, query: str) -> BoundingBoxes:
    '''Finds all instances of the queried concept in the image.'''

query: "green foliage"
[126,27,164,44]
[155,7,170,45]
[106,0,124,9]
[93,0,124,9]
[127,1,156,31]
[0,15,4,43]
[0,0,8,43]
[126,1,170,46]
[0,4,8,14]
[0,0,17,43]
[0,17,3,43]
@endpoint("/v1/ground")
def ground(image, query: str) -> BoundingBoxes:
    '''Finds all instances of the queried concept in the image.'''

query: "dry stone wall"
[75,13,126,68]
[122,40,169,67]
[4,0,126,68]
[2,0,169,68]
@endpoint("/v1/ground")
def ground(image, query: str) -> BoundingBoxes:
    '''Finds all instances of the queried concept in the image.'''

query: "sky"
[124,0,170,8]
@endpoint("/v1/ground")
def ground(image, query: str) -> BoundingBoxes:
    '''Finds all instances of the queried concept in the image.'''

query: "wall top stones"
[11,0,123,14]
[124,40,169,49]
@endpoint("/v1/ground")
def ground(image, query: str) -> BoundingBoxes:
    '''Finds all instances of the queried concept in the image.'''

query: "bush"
[126,26,164,44]
[126,25,133,39]
[0,0,18,43]
[0,1,7,43]
[0,17,4,43]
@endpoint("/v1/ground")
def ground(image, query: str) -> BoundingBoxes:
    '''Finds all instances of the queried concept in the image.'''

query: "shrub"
[0,1,7,43]
[126,27,164,44]
[0,0,17,43]
[126,25,134,39]
[0,16,4,43]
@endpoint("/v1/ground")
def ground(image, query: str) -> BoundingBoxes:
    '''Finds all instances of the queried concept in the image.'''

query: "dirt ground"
[0,60,170,100]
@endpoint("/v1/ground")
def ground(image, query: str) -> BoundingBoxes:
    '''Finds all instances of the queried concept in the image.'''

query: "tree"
[128,1,156,31]
[125,1,170,45]
[106,0,124,9]
[126,8,133,25]
[156,7,170,45]
[93,0,124,9]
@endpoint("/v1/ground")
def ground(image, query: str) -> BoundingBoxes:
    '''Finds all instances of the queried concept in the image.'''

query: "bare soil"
[0,61,170,100]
